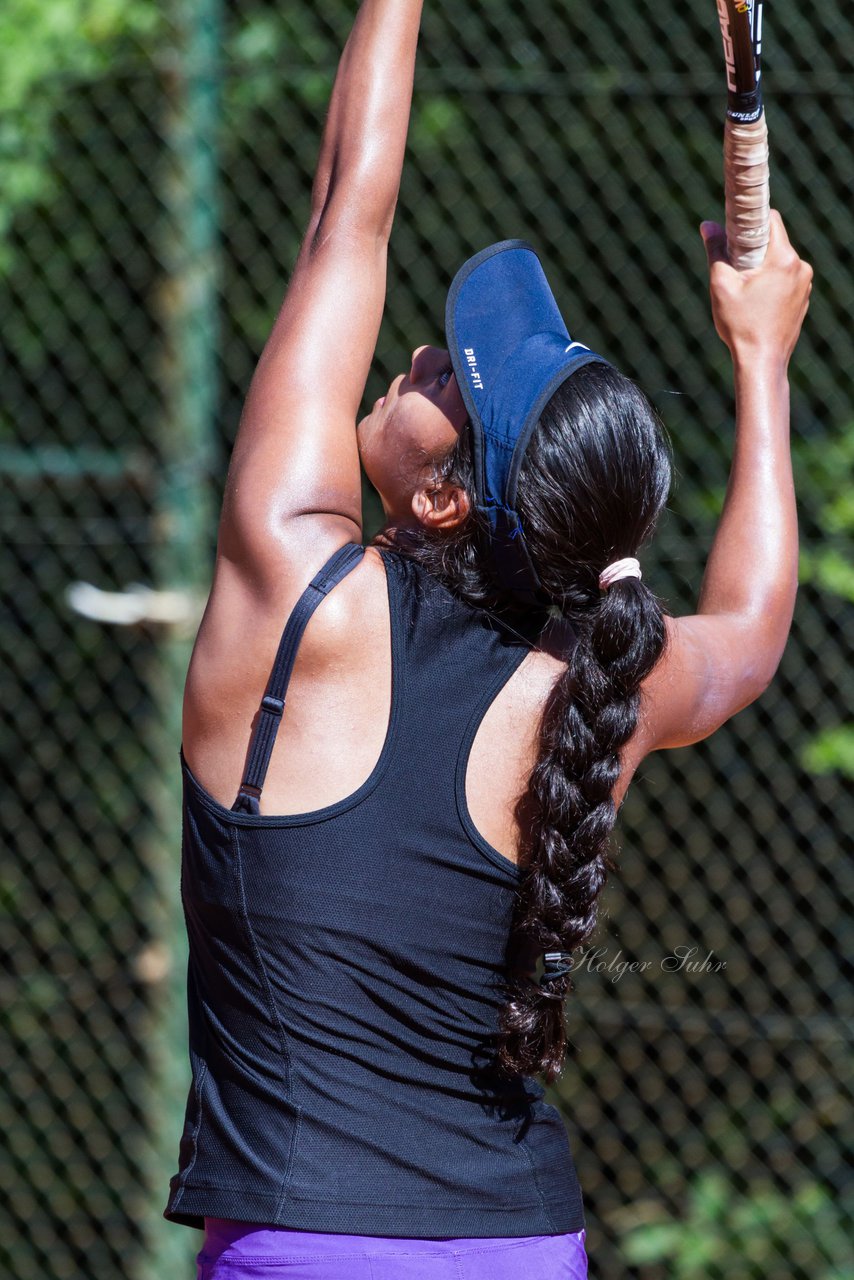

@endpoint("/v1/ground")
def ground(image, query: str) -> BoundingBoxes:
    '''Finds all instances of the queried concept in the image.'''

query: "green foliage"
[799,546,854,603]
[793,418,854,777]
[0,0,160,270]
[616,1172,854,1279]
[793,419,854,516]
[227,13,334,115]
[794,417,854,601]
[801,724,854,778]
[409,96,468,152]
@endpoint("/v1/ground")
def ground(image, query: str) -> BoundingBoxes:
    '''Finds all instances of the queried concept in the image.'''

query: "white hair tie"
[598,557,642,591]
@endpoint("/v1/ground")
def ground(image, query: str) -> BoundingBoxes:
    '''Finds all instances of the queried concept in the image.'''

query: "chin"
[355,410,375,455]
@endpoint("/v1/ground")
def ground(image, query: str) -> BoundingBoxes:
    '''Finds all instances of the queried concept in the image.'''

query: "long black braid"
[386,362,673,1082]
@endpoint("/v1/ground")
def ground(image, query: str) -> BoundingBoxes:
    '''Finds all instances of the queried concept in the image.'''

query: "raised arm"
[218,0,424,588]
[638,211,813,752]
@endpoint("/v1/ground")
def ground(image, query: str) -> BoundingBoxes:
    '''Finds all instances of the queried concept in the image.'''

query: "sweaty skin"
[180,0,812,863]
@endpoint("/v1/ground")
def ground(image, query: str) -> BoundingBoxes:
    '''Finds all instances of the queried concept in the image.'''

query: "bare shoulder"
[182,539,389,754]
[268,541,390,663]
[513,618,575,735]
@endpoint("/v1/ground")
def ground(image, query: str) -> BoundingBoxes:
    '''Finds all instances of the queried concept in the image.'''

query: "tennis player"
[164,2,813,1276]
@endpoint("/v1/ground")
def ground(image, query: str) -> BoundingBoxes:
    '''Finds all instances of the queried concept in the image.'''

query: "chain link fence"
[2,2,851,1277]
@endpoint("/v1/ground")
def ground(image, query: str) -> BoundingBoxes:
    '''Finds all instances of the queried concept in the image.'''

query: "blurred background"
[2,1,852,1278]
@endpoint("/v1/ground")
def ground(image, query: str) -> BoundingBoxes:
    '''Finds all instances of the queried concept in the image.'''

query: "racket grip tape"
[723,113,770,270]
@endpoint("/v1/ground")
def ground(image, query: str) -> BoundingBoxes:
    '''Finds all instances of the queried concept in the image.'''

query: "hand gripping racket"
[715,0,770,269]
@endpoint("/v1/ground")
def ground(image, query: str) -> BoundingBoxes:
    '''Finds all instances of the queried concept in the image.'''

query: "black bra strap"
[233,542,366,814]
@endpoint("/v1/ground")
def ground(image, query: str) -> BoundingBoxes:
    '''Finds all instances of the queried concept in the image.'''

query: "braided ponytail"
[496,576,669,1081]
[388,361,673,1082]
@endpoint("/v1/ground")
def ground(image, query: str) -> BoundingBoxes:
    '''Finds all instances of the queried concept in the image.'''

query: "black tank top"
[164,542,585,1237]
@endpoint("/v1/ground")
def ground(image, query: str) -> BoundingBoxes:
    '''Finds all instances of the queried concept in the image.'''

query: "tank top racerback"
[164,541,585,1238]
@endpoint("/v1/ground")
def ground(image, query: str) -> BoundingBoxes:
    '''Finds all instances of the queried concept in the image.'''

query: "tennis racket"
[715,0,770,269]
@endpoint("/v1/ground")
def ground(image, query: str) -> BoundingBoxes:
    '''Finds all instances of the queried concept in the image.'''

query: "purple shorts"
[197,1218,588,1279]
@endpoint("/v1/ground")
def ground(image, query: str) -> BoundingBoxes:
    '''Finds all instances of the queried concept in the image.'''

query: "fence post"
[138,1,222,1276]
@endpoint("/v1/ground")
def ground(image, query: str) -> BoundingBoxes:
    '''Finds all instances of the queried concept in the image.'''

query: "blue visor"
[445,239,611,603]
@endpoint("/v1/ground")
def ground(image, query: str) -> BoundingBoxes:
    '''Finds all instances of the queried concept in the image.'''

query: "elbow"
[309,163,397,248]
[739,588,798,693]
[743,667,778,707]
[739,643,788,705]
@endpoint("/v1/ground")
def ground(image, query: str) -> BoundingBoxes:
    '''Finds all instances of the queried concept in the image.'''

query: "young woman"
[164,2,813,1276]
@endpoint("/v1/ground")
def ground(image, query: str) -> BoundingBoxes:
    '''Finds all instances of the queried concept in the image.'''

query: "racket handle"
[723,113,770,270]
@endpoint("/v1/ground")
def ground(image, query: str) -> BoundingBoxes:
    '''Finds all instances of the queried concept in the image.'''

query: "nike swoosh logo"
[564,341,590,354]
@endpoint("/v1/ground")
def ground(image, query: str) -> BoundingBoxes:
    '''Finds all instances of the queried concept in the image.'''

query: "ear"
[411,481,471,531]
